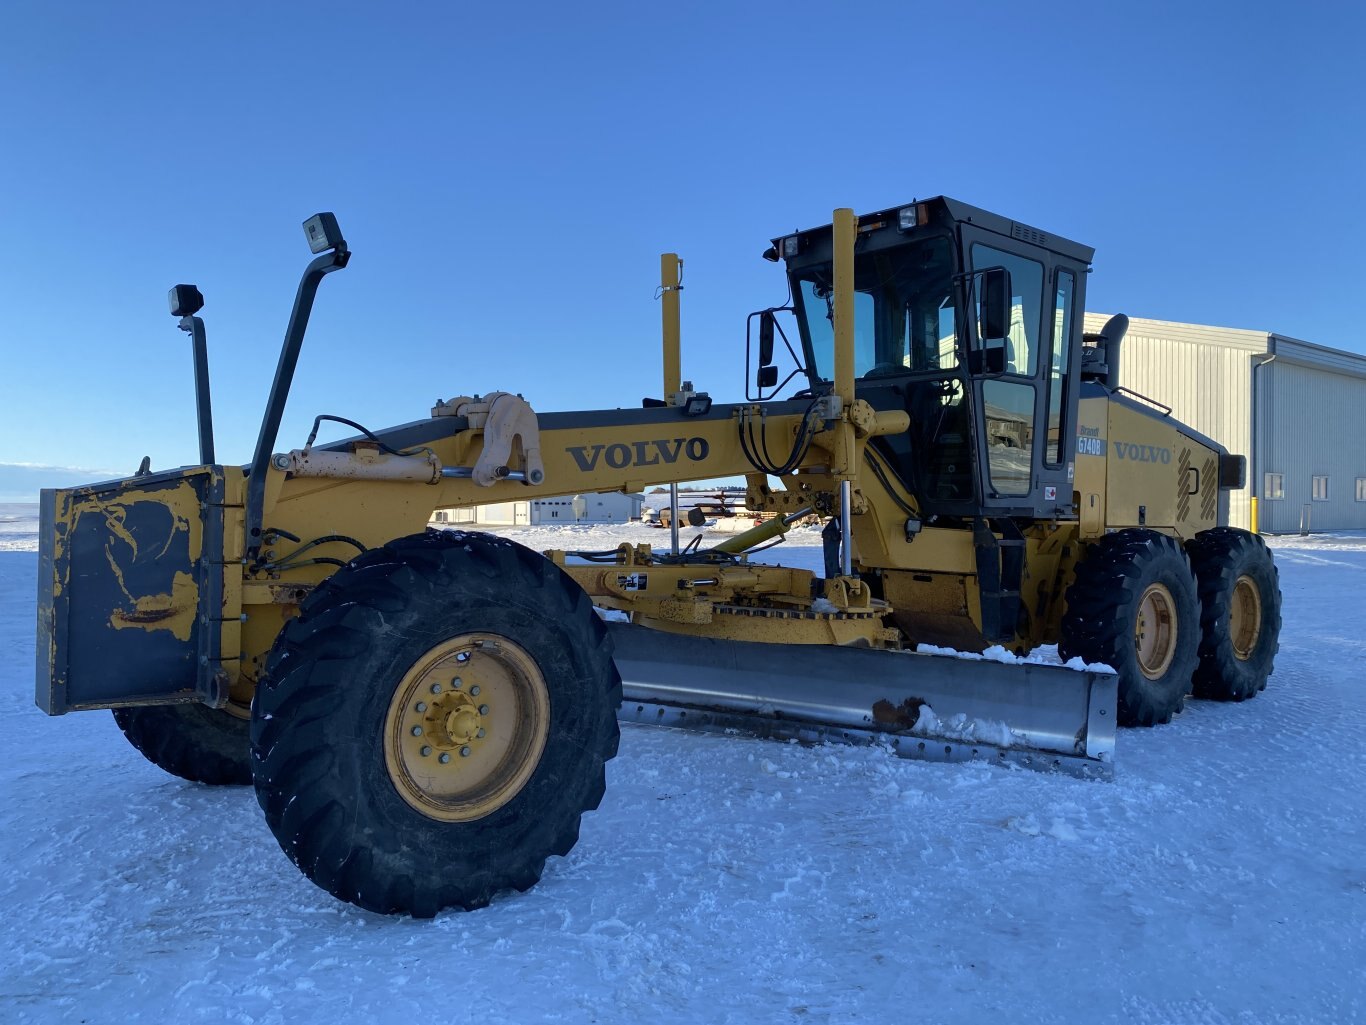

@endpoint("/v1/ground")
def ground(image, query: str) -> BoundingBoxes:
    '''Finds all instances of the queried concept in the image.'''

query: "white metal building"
[1083,313,1366,533]
[432,492,645,527]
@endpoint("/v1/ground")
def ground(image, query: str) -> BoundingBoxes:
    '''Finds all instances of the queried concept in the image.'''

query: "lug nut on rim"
[460,746,471,757]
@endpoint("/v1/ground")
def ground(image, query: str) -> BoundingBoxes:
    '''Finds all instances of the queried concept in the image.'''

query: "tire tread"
[250,530,621,916]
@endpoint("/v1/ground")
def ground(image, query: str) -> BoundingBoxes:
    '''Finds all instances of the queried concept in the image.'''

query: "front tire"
[250,531,621,917]
[112,703,252,785]
[1185,527,1281,701]
[1060,529,1201,727]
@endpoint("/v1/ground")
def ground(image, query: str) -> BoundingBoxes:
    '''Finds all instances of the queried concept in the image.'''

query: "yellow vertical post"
[832,208,857,409]
[661,253,682,402]
[1250,496,1259,535]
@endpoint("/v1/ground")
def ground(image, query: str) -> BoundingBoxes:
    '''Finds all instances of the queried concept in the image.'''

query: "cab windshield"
[794,236,958,383]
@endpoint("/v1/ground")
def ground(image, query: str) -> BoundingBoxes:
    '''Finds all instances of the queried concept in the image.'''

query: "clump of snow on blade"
[912,703,1017,748]
[809,597,840,613]
[916,640,1114,675]
[916,642,984,660]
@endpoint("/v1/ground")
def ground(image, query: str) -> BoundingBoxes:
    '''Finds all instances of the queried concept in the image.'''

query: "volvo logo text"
[566,437,710,472]
[1112,442,1172,464]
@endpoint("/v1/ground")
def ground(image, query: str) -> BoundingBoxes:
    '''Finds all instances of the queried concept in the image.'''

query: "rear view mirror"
[978,267,1011,341]
[746,305,802,400]
[967,346,1007,375]
[758,310,776,367]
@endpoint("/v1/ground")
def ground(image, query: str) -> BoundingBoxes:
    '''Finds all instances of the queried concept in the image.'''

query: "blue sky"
[1,0,1362,490]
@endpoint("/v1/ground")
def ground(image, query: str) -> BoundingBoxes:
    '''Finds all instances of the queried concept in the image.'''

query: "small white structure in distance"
[432,493,645,527]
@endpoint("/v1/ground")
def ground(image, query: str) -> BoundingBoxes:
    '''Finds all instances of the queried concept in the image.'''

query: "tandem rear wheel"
[1061,527,1281,727]
[1185,527,1281,701]
[249,530,621,917]
[1060,528,1201,727]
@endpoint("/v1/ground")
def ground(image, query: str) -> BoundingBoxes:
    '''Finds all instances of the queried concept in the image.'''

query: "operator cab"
[759,197,1094,521]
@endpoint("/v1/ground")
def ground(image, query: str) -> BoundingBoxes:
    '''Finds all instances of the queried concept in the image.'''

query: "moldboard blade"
[607,622,1117,777]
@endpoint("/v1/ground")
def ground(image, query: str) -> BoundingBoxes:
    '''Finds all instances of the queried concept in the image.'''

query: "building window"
[1356,478,1366,502]
[1263,473,1284,500]
[1312,476,1329,502]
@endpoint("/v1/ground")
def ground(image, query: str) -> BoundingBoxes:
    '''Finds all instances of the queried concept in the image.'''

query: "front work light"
[168,283,204,318]
[303,212,344,254]
[898,204,927,231]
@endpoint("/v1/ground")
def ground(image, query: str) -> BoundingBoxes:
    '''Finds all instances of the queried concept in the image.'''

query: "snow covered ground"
[0,503,39,552]
[2,506,1363,1024]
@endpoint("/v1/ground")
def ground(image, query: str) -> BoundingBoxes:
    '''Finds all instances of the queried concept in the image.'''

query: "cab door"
[959,227,1077,518]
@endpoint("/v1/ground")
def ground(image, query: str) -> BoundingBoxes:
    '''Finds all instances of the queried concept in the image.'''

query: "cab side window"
[970,244,1044,376]
[1047,270,1076,466]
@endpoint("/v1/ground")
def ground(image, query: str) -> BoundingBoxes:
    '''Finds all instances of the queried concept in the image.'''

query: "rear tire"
[112,704,252,785]
[1185,527,1280,701]
[250,531,621,917]
[1059,529,1200,727]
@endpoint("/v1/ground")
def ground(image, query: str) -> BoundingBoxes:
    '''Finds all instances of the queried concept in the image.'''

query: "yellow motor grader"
[35,200,1280,917]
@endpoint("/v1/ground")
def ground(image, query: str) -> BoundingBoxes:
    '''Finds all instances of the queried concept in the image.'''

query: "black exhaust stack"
[1080,313,1129,390]
[169,284,215,465]
[244,213,351,562]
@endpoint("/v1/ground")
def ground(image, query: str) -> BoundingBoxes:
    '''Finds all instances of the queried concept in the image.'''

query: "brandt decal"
[1075,425,1105,457]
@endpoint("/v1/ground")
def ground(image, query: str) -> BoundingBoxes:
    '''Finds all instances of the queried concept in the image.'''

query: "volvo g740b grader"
[36,199,1280,916]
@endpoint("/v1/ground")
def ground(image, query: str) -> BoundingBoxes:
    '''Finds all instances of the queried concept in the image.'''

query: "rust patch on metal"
[109,570,198,641]
[241,581,315,606]
[112,606,178,624]
[872,697,926,730]
[267,583,313,604]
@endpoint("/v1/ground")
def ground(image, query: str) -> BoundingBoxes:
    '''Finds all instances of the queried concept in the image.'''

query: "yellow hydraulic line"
[830,208,859,573]
[832,209,856,409]
[830,208,860,488]
[661,253,682,401]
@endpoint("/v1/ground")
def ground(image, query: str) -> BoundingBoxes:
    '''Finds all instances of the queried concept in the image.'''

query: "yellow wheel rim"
[1229,575,1263,661]
[384,633,550,823]
[1135,583,1178,680]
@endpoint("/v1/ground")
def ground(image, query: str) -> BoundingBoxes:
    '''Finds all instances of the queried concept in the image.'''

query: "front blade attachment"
[608,623,1117,777]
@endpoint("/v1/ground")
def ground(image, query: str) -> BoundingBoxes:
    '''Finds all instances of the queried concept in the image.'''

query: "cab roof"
[772,196,1095,265]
